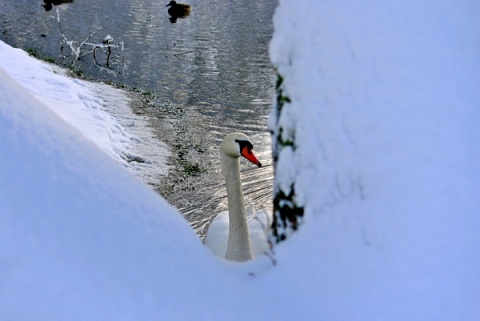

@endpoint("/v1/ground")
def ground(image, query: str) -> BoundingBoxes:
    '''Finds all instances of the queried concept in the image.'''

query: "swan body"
[205,205,272,259]
[204,133,272,261]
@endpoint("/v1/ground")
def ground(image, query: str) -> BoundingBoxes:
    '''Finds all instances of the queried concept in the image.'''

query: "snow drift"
[1,0,480,320]
[269,0,480,320]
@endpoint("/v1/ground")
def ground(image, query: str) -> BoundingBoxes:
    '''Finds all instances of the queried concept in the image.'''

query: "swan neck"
[221,152,253,261]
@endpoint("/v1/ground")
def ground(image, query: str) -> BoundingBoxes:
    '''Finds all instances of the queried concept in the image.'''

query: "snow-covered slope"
[0,41,169,185]
[0,67,187,318]
[0,68,275,320]
[269,0,480,320]
[1,0,479,320]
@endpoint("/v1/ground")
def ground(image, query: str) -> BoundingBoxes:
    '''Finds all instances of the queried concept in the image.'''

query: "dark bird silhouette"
[166,1,191,17]
[42,0,73,11]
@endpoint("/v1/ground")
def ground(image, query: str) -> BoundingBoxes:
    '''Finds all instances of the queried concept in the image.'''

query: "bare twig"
[78,26,103,49]
[56,9,79,61]
[55,9,124,70]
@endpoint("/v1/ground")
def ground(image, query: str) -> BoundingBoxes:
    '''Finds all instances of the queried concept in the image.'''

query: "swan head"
[221,132,262,167]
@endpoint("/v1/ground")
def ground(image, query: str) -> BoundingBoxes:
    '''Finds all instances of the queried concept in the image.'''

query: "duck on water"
[166,1,191,17]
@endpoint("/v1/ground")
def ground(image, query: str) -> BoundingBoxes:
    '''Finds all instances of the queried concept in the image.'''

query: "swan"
[204,132,272,262]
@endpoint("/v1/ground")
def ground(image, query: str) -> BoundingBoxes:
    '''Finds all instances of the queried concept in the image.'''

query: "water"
[0,0,277,236]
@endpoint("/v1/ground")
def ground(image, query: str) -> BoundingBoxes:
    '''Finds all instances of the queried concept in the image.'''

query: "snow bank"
[0,41,276,320]
[0,40,169,185]
[2,0,480,320]
[269,0,480,320]
[0,67,276,320]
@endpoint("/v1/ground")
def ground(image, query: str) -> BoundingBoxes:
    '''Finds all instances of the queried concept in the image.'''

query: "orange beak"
[241,146,262,167]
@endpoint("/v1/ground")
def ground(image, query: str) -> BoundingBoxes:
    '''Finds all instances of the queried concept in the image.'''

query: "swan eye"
[235,139,253,151]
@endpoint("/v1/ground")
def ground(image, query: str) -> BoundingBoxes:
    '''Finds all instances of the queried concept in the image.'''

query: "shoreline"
[48,64,174,189]
[0,40,270,237]
[0,40,171,189]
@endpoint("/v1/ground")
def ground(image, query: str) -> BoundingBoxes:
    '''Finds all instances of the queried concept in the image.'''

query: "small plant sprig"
[25,47,56,63]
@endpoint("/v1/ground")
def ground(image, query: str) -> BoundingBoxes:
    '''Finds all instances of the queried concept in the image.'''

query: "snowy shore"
[0,40,169,187]
[1,0,480,320]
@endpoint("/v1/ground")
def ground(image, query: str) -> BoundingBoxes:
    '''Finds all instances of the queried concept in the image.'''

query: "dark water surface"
[0,0,277,236]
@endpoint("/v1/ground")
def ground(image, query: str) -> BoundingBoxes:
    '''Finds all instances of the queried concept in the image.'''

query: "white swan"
[204,132,272,262]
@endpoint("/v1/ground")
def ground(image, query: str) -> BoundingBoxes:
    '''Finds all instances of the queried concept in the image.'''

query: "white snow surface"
[269,0,480,320]
[0,47,274,321]
[1,0,480,320]
[0,40,169,185]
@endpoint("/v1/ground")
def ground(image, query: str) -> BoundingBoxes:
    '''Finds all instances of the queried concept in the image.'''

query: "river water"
[0,0,277,236]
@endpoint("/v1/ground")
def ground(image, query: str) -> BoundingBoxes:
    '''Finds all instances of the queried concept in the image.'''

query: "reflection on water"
[0,0,278,236]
